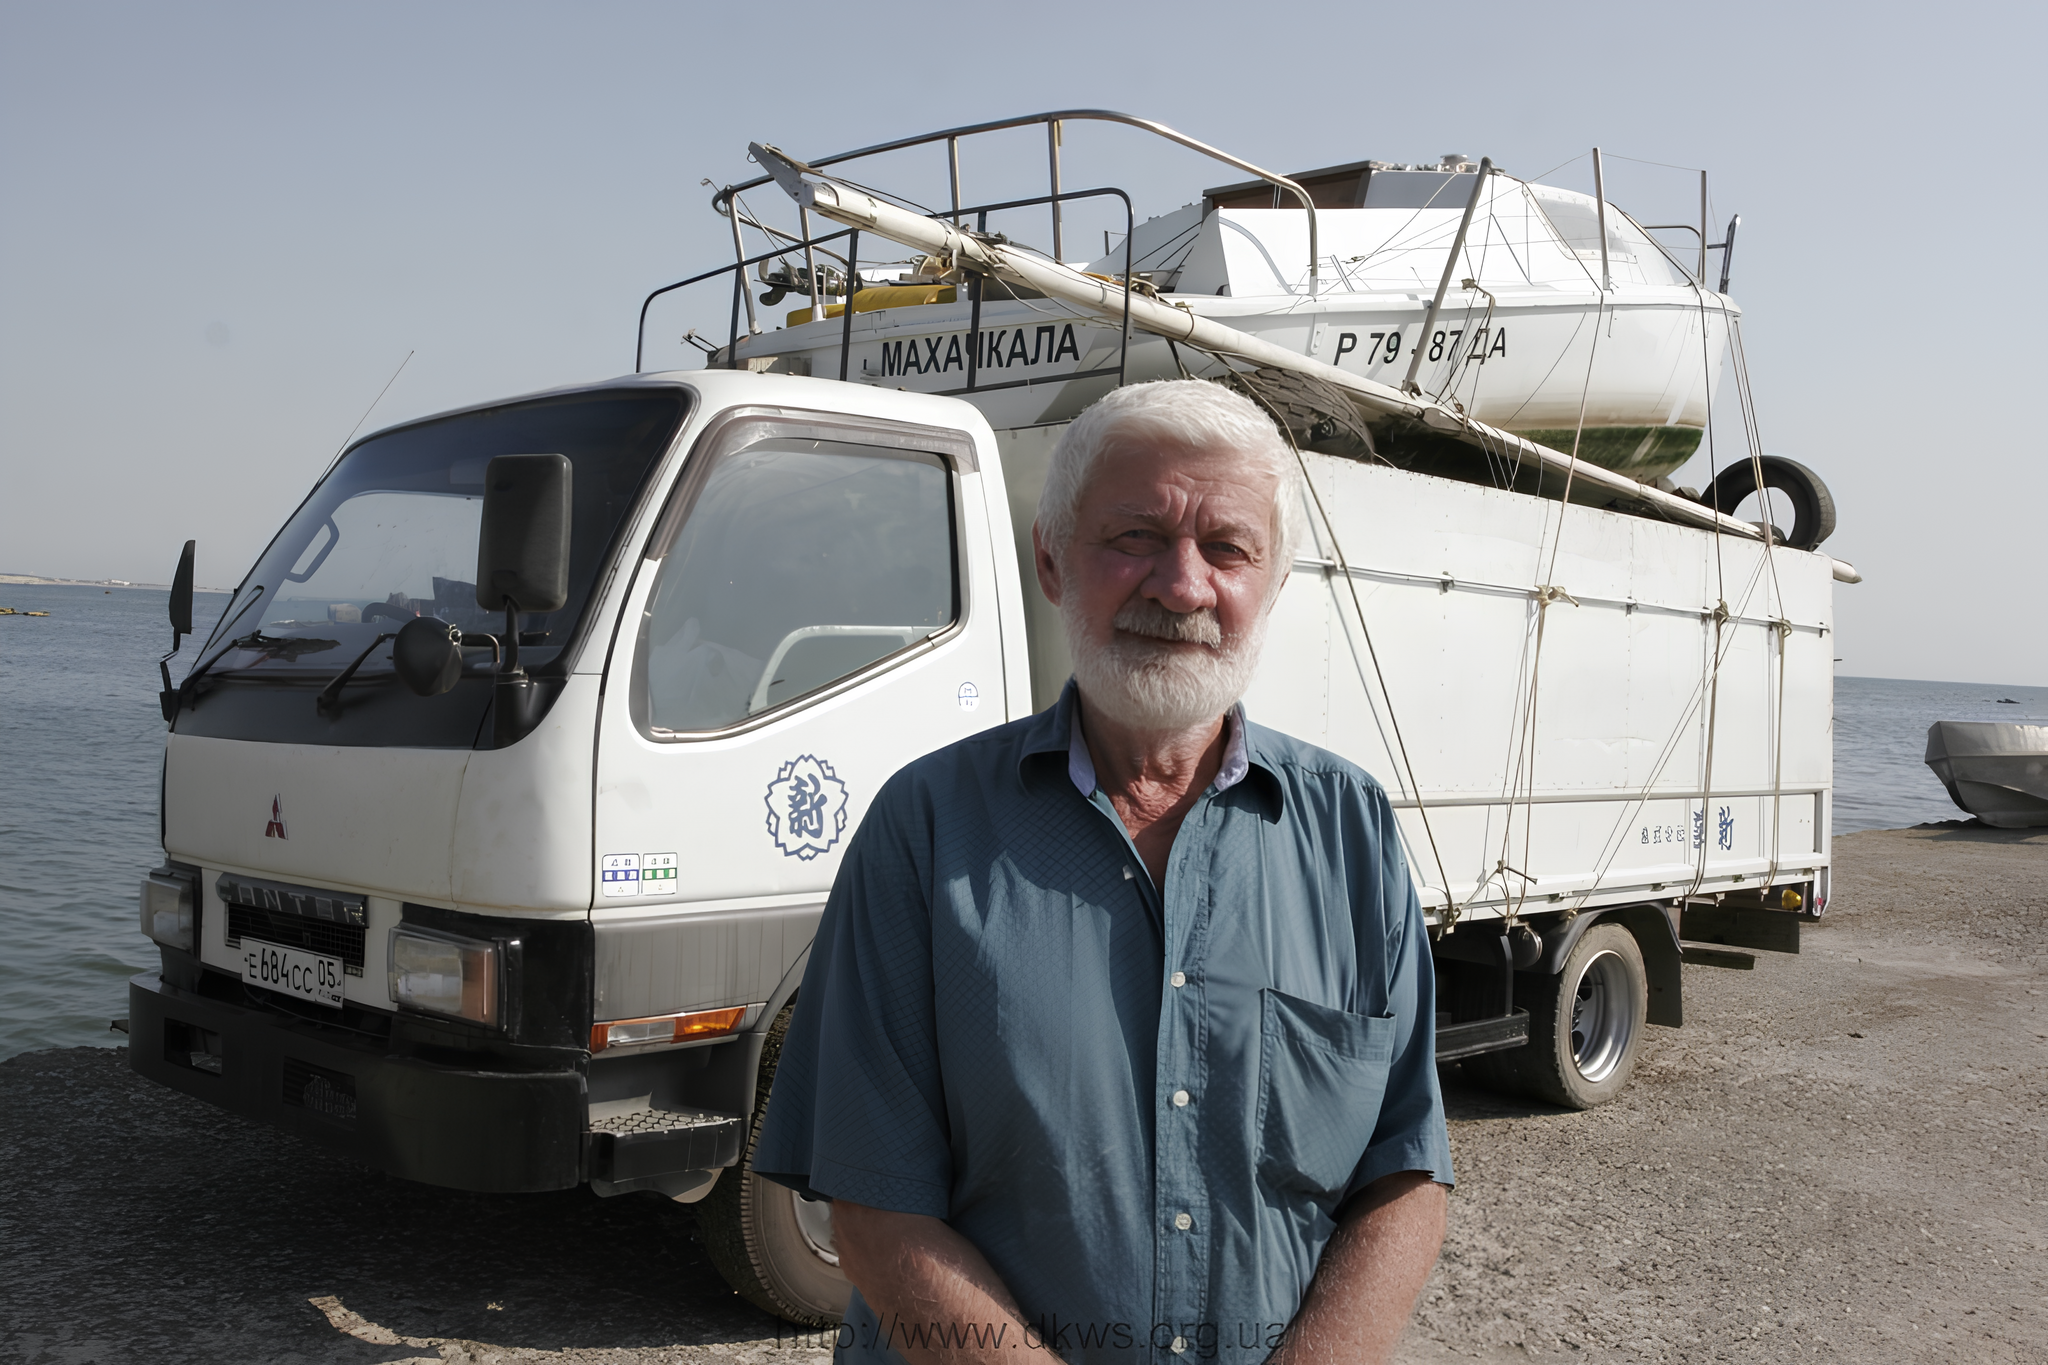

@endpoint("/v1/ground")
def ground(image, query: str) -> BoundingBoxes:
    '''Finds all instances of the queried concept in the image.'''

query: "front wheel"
[1464,922,1648,1109]
[696,1004,851,1327]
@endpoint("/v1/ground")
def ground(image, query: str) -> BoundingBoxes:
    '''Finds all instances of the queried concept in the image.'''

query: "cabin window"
[634,437,958,733]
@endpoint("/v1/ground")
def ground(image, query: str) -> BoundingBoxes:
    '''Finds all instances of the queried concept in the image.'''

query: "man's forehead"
[1087,438,1277,502]
[1098,496,1263,534]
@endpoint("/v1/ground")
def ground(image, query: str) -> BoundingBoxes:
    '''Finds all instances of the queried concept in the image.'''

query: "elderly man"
[755,380,1451,1364]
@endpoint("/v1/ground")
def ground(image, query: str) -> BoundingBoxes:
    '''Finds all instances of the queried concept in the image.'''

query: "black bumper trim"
[128,972,585,1193]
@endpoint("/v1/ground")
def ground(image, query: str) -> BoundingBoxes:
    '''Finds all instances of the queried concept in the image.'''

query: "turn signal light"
[590,1005,749,1053]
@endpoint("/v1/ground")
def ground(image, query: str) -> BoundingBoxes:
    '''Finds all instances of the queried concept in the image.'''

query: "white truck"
[131,117,1847,1329]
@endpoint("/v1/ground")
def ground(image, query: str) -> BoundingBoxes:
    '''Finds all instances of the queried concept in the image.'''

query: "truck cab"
[134,371,1023,1322]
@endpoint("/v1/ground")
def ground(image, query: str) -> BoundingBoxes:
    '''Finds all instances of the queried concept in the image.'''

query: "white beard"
[1063,592,1269,731]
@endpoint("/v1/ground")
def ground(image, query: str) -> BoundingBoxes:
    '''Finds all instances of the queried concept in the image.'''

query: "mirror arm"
[158,644,184,723]
[490,598,547,748]
[459,632,503,668]
[500,600,522,677]
[315,633,398,718]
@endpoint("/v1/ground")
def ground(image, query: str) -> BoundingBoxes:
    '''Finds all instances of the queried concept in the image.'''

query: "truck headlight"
[140,871,195,951]
[388,927,499,1027]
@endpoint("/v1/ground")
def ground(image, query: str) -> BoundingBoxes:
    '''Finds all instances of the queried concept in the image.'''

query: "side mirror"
[160,539,197,723]
[169,540,196,643]
[476,454,572,615]
[393,617,464,697]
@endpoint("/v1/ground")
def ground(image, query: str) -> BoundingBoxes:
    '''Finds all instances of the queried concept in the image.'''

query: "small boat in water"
[1925,721,2048,827]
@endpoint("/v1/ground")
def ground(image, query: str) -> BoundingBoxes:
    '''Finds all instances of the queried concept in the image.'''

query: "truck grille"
[218,873,369,977]
[225,905,367,975]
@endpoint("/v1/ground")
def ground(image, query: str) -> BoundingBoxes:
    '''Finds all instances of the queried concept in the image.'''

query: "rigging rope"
[1225,364,1461,929]
[1159,214,1802,928]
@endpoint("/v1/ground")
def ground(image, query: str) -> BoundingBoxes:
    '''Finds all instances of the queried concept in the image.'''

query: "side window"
[634,438,957,734]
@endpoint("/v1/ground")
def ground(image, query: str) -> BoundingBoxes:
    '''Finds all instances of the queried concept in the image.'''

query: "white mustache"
[1111,598,1223,647]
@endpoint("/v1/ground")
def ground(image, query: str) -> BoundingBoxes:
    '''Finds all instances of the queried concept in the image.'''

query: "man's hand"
[1266,1171,1448,1364]
[832,1202,1066,1365]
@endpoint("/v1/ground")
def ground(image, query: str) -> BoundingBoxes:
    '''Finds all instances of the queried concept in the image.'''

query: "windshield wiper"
[167,624,344,715]
[246,633,341,661]
[163,587,268,720]
[315,633,398,718]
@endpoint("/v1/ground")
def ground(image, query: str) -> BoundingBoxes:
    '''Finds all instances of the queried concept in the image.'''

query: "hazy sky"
[2,1,2040,683]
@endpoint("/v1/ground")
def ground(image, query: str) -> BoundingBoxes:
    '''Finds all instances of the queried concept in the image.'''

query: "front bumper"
[128,972,586,1192]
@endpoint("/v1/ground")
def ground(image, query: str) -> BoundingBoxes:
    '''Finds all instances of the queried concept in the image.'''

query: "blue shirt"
[755,682,1452,1364]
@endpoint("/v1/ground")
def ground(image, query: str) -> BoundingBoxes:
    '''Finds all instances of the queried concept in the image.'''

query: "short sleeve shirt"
[754,682,1452,1364]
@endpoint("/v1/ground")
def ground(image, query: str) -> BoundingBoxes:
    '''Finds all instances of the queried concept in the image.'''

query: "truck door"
[588,405,1011,1032]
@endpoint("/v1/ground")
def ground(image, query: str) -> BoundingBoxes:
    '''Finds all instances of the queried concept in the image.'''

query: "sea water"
[2,581,2042,1060]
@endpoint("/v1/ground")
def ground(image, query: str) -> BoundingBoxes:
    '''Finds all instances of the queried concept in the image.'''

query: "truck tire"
[696,1004,851,1328]
[1464,922,1647,1110]
[1699,455,1836,550]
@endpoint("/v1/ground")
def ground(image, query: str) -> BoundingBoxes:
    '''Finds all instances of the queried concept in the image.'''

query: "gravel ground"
[2,823,2042,1364]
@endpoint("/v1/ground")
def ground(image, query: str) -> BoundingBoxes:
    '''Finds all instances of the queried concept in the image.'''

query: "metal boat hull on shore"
[1925,721,2048,827]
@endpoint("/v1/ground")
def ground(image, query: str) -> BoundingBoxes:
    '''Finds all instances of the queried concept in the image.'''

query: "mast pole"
[1403,157,1493,395]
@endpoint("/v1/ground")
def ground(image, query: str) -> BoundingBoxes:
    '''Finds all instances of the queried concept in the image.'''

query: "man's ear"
[1032,521,1064,607]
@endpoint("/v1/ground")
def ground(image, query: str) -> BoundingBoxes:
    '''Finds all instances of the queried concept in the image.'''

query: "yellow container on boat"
[787,284,955,327]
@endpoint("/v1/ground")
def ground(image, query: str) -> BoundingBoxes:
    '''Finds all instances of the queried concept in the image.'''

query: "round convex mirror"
[393,617,465,696]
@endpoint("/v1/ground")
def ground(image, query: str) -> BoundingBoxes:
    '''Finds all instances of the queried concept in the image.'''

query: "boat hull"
[1924,721,2048,827]
[724,287,1725,482]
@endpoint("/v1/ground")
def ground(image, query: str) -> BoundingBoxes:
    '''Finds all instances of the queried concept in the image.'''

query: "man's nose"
[1144,537,1216,614]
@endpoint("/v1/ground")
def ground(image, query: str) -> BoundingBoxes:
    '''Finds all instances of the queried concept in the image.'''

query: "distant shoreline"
[0,574,232,594]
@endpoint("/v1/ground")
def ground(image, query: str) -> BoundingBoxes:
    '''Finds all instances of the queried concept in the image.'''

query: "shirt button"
[1170,971,1186,988]
[1171,1089,1190,1107]
[1171,1337,1188,1355]
[1174,1211,1193,1231]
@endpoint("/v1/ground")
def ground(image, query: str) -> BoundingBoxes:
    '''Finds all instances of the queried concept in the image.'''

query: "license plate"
[239,939,345,1008]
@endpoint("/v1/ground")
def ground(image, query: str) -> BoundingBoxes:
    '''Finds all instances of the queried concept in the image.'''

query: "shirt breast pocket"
[1254,989,1396,1201]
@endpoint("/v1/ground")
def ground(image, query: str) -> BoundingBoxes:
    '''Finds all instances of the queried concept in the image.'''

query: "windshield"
[204,389,686,679]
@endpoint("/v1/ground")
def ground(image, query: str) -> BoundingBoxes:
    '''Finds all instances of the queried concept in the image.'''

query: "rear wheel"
[1464,922,1648,1109]
[696,1004,850,1327]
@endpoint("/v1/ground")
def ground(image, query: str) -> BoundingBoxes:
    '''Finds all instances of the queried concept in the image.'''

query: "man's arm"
[832,1202,1066,1365]
[1266,1171,1447,1365]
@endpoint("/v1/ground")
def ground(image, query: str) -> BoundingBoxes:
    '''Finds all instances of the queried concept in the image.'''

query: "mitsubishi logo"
[265,795,289,840]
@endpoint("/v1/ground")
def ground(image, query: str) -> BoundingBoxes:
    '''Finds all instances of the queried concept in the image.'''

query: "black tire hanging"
[696,1003,851,1328]
[1699,455,1837,550]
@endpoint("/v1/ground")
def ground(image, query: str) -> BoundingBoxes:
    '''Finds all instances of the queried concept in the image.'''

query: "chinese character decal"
[1692,808,1705,849]
[1717,805,1735,851]
[764,755,851,861]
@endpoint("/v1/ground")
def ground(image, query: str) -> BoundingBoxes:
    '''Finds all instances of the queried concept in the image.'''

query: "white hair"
[1036,379,1303,567]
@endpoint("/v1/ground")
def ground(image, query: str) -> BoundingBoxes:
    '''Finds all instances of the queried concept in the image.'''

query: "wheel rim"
[790,1190,839,1267]
[1569,950,1635,1083]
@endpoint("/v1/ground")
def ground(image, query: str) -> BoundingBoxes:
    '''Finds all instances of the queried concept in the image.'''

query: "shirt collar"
[1063,691,1251,798]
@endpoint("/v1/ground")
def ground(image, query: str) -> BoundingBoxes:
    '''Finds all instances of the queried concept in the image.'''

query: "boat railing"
[706,109,1323,298]
[1639,214,1740,293]
[636,186,1138,397]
